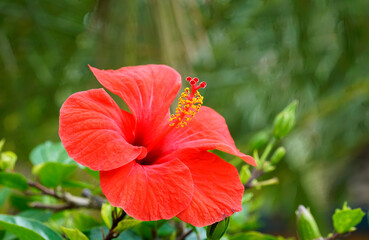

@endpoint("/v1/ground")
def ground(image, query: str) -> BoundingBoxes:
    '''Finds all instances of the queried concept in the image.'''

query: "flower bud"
[0,151,17,171]
[206,217,230,240]
[270,147,286,165]
[273,100,298,139]
[296,205,322,240]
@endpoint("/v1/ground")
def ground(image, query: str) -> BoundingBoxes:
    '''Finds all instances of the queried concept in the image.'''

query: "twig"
[244,168,264,189]
[176,229,194,240]
[27,180,104,211]
[103,209,127,240]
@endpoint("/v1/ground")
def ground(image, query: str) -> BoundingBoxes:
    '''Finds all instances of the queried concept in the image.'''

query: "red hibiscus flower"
[59,64,256,227]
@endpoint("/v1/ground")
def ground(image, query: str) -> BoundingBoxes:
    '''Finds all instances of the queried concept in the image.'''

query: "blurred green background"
[1,0,368,236]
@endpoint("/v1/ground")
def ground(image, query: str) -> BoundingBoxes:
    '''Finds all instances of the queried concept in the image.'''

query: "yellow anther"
[169,86,204,128]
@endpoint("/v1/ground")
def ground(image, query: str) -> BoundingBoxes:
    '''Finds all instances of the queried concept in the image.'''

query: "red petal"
[100,159,194,221]
[59,89,146,171]
[174,150,244,227]
[160,106,256,166]
[89,65,181,146]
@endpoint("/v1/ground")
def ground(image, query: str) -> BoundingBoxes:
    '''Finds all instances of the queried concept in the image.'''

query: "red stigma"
[186,76,207,94]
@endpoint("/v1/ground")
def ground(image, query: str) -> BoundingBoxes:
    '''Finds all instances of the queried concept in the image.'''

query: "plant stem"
[244,168,264,189]
[103,210,127,240]
[259,137,276,166]
[176,229,194,240]
[27,179,104,211]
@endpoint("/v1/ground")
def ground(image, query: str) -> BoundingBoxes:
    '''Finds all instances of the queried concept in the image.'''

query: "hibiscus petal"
[100,159,194,221]
[89,65,181,146]
[160,106,256,166]
[59,89,146,171]
[173,150,244,227]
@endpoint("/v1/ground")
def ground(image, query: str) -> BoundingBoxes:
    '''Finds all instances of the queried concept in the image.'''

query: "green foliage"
[0,172,28,190]
[101,203,113,228]
[61,226,89,240]
[270,147,286,165]
[296,205,322,240]
[229,231,289,240]
[48,210,100,233]
[206,217,230,240]
[32,162,77,188]
[114,217,142,234]
[239,165,251,184]
[332,202,365,234]
[30,141,75,166]
[0,214,63,240]
[0,151,17,171]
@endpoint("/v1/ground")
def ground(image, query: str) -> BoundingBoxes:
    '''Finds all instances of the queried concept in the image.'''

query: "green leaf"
[101,203,113,228]
[332,203,365,234]
[32,162,76,188]
[84,167,99,179]
[30,141,75,165]
[0,188,11,208]
[0,214,63,240]
[230,231,288,240]
[239,165,251,184]
[61,226,89,240]
[157,223,175,237]
[0,151,17,171]
[18,209,52,222]
[61,180,94,189]
[0,139,5,152]
[0,172,28,190]
[114,217,142,234]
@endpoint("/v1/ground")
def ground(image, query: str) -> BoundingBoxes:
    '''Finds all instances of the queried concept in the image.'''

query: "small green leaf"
[230,231,288,240]
[333,203,365,234]
[0,151,17,171]
[239,165,251,184]
[114,217,142,234]
[30,141,75,165]
[0,172,28,190]
[32,162,76,188]
[61,226,89,240]
[101,203,113,228]
[0,214,63,240]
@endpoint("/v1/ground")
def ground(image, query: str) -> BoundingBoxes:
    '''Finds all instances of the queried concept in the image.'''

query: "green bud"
[273,100,298,139]
[0,151,17,171]
[296,205,322,240]
[270,147,286,165]
[206,217,230,240]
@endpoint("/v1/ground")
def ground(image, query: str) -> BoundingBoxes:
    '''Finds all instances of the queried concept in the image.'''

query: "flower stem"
[259,137,276,167]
